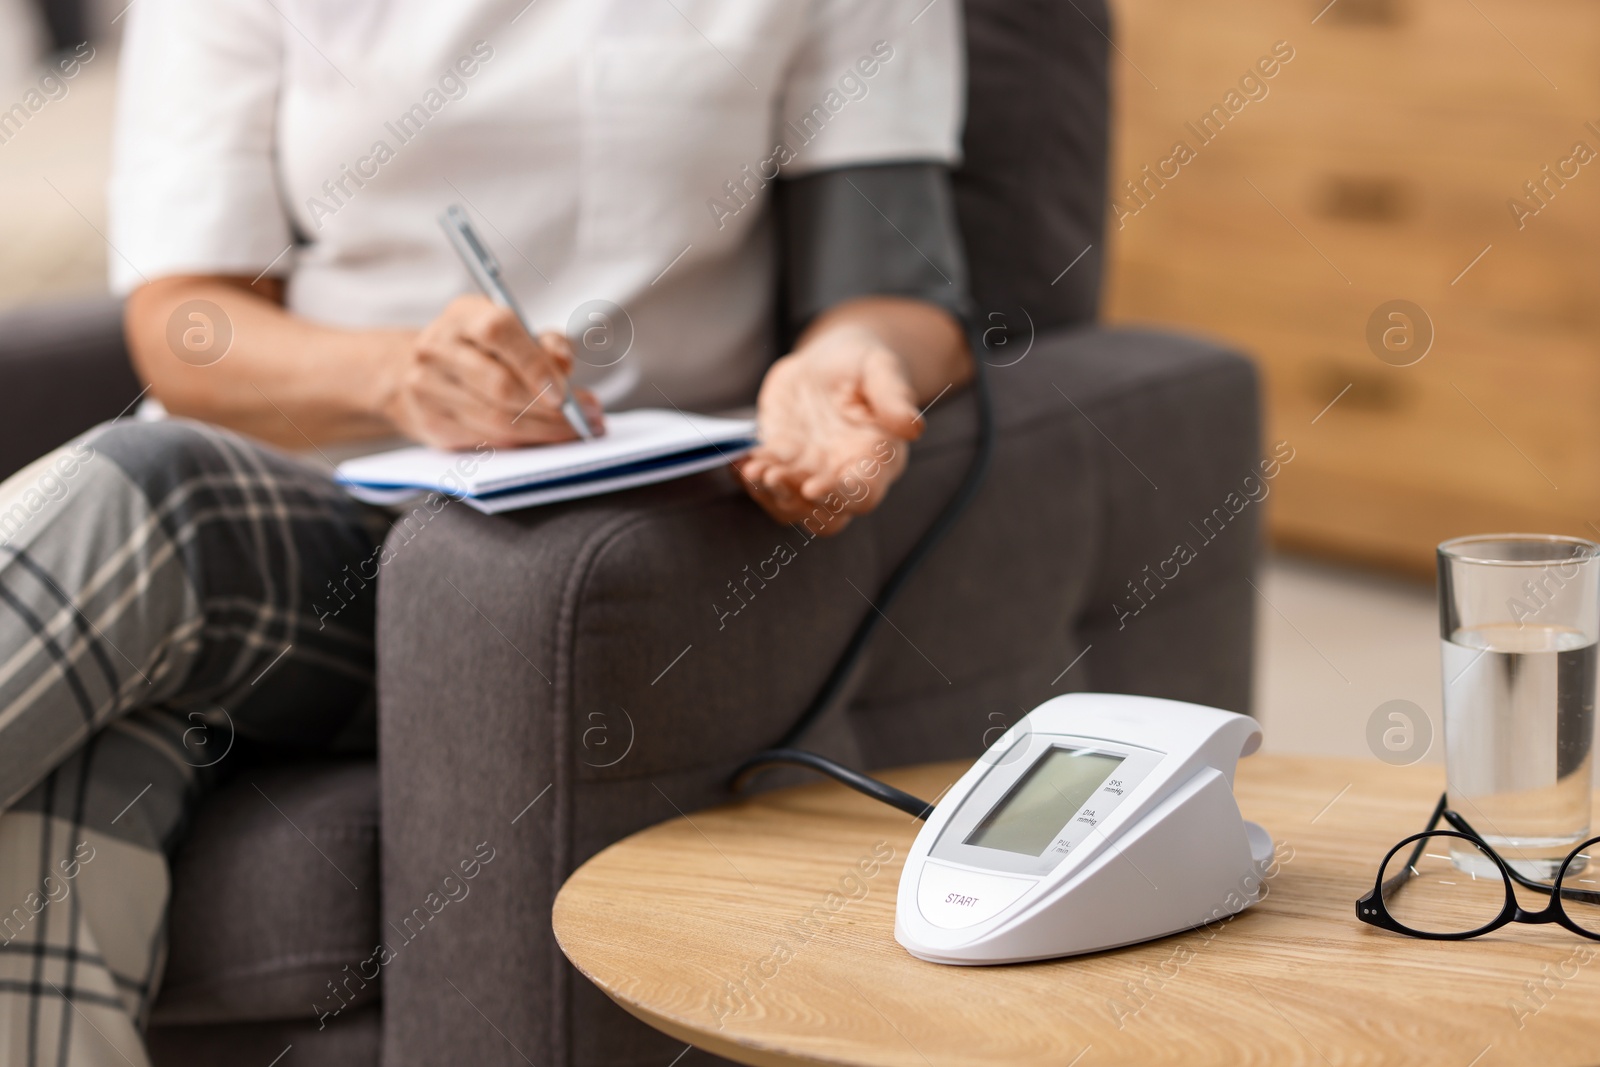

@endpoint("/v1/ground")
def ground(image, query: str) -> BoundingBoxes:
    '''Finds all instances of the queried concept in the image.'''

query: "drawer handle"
[1315,175,1411,223]
[1306,360,1412,412]
[1316,0,1404,27]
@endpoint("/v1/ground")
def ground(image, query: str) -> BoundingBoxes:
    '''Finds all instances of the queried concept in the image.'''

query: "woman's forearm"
[125,275,411,448]
[796,296,972,405]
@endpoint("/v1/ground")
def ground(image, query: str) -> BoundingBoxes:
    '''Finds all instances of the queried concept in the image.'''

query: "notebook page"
[335,409,757,496]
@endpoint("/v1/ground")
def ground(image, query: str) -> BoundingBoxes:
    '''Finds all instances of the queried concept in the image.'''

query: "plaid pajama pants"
[0,419,388,1066]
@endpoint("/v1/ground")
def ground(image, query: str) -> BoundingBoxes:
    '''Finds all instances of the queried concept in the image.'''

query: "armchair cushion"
[956,0,1111,331]
[152,762,379,1025]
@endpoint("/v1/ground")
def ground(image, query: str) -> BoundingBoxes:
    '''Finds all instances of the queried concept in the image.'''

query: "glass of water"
[1439,534,1599,880]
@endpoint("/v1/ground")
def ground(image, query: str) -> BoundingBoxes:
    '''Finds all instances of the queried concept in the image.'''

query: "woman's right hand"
[381,295,603,449]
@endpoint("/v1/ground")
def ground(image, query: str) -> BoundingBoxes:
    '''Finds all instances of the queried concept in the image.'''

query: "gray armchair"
[0,1,1260,1065]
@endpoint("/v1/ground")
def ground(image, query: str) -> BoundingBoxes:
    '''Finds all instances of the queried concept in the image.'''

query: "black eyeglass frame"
[1357,792,1600,941]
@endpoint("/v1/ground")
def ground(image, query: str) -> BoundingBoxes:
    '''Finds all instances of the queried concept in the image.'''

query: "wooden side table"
[553,755,1600,1066]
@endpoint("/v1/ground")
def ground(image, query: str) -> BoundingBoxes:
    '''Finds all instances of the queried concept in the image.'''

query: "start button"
[916,861,1037,930]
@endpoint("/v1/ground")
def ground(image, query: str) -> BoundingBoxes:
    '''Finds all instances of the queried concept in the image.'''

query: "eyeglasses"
[1357,793,1600,941]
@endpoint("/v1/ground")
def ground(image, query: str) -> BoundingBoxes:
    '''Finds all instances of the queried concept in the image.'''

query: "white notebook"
[335,409,757,514]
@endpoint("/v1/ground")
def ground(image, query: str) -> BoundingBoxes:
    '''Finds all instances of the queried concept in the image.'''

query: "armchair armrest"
[0,296,141,479]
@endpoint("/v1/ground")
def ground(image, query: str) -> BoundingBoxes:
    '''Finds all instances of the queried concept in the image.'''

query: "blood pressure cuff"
[775,161,974,349]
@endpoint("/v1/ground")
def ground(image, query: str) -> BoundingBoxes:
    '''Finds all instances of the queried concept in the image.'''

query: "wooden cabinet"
[1103,0,1600,575]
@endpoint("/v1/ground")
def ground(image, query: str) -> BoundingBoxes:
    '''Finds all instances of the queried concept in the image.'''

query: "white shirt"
[109,0,963,413]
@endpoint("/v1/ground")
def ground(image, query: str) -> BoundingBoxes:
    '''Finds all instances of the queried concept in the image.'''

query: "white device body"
[894,692,1273,965]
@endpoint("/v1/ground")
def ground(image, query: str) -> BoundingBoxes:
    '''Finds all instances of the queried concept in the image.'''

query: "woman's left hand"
[734,325,924,535]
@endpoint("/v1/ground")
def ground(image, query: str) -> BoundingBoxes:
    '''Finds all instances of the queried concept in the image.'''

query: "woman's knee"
[0,432,116,545]
[0,419,255,551]
[81,419,244,506]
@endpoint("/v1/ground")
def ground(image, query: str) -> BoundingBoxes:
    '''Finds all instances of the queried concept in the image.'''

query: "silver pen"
[439,204,595,440]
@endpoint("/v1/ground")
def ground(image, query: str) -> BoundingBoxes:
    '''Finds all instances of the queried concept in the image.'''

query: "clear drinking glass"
[1438,534,1599,879]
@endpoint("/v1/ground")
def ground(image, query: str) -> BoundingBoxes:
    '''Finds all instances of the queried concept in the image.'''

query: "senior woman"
[0,1,972,1063]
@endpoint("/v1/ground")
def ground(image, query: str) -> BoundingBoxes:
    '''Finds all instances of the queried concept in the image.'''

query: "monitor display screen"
[964,747,1125,856]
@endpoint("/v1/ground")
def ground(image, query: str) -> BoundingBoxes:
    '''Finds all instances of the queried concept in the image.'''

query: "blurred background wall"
[0,0,120,314]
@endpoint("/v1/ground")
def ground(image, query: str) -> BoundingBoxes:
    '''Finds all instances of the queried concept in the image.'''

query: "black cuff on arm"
[774,161,973,349]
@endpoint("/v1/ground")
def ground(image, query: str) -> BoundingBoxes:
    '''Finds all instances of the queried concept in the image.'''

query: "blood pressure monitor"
[895,693,1274,964]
